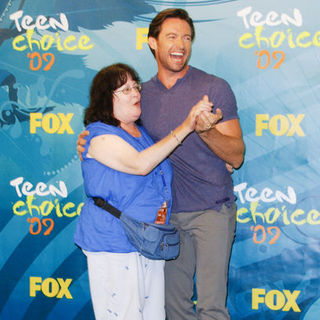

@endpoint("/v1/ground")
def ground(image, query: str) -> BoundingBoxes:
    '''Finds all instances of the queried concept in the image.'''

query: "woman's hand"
[77,130,89,161]
[183,95,214,132]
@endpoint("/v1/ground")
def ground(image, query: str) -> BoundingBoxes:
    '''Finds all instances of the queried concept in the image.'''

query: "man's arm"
[77,130,89,161]
[196,115,245,169]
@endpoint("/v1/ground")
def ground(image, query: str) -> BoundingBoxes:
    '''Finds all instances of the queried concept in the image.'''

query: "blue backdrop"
[1,0,319,319]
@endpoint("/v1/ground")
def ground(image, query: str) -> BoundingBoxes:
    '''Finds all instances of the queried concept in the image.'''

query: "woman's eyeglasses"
[114,84,142,95]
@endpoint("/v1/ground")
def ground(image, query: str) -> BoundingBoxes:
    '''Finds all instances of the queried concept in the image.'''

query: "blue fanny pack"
[93,197,180,260]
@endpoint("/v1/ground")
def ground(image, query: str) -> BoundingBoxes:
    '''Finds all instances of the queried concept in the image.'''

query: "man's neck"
[157,65,189,89]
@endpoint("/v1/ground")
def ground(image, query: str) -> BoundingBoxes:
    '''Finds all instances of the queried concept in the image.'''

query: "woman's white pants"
[83,250,165,320]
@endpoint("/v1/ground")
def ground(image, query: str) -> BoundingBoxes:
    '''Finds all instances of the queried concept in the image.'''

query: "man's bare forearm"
[198,127,245,169]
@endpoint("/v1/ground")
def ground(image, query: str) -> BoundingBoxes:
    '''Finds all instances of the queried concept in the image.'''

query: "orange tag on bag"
[155,201,167,224]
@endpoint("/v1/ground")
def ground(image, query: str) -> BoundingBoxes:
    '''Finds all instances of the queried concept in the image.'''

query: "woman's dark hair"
[84,63,140,126]
[148,8,195,57]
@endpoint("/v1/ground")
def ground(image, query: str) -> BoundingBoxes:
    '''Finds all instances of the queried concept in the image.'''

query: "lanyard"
[159,167,170,204]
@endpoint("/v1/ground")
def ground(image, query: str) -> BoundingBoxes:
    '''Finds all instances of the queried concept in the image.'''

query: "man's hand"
[195,107,223,133]
[77,130,89,161]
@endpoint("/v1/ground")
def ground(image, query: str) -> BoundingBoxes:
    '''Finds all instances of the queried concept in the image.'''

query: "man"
[141,9,244,320]
[78,8,244,320]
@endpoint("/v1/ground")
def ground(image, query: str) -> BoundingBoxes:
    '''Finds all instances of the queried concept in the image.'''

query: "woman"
[74,63,214,320]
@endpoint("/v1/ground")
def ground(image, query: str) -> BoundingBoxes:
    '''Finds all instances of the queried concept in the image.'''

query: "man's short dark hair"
[148,8,195,57]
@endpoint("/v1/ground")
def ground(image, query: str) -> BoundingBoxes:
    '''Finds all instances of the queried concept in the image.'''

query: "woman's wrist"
[170,130,182,145]
[172,123,192,144]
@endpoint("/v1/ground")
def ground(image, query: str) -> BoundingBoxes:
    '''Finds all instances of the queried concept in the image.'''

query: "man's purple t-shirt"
[140,66,239,213]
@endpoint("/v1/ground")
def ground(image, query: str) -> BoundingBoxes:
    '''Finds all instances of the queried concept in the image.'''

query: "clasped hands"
[194,95,234,173]
[195,95,223,133]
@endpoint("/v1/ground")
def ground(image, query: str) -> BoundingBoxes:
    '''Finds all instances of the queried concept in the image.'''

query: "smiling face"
[113,76,141,125]
[148,17,192,78]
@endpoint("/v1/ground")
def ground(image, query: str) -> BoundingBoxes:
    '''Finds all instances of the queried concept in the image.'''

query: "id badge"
[155,201,168,224]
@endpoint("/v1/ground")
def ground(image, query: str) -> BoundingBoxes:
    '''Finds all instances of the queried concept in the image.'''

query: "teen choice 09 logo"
[237,6,320,70]
[10,10,94,71]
